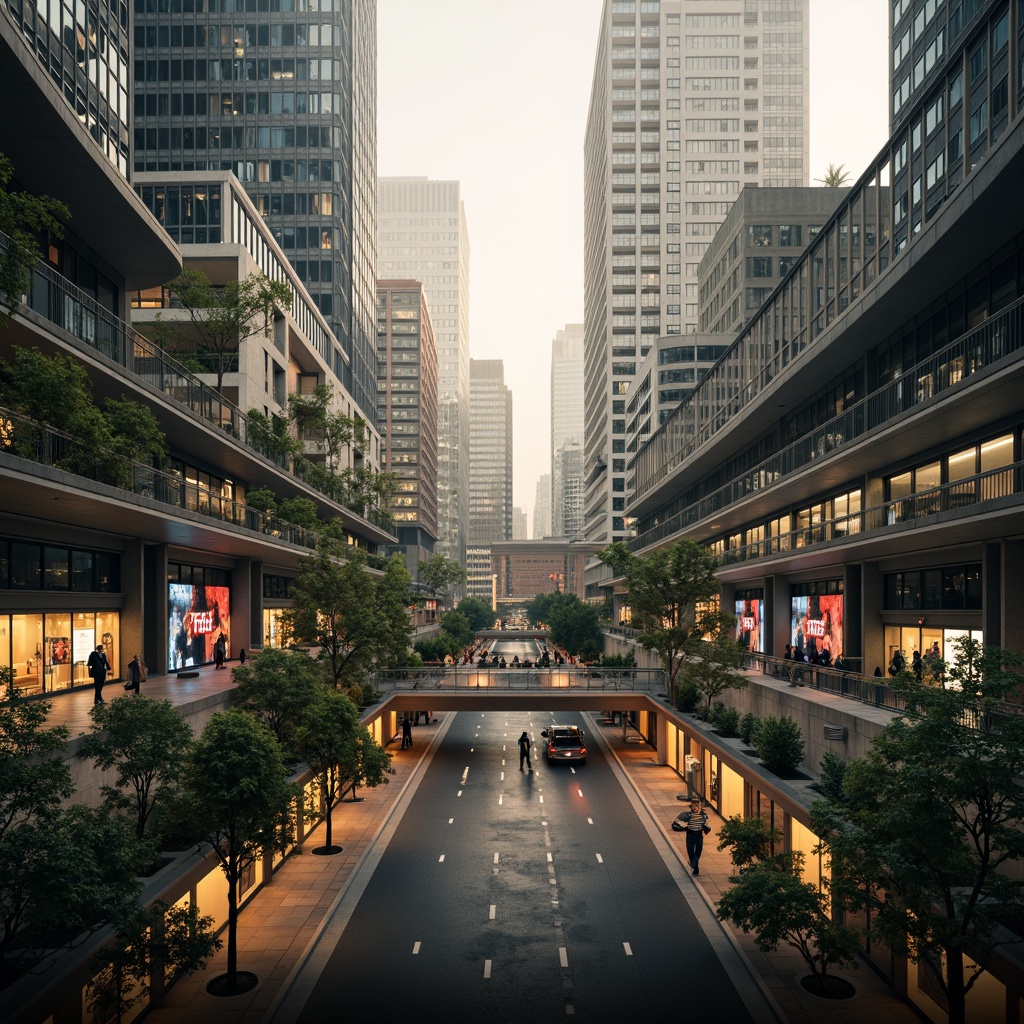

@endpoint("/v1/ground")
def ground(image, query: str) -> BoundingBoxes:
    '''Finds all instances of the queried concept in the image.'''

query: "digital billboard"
[168,583,231,671]
[734,598,763,652]
[790,593,844,661]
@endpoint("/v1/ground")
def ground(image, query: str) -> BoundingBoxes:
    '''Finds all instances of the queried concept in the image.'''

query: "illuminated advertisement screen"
[168,583,231,671]
[734,599,763,652]
[790,594,844,661]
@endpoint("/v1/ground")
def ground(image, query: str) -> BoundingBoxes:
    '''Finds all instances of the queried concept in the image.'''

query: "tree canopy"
[598,539,720,703]
[810,638,1024,1024]
[417,552,467,600]
[456,596,495,633]
[816,162,852,187]
[153,267,292,392]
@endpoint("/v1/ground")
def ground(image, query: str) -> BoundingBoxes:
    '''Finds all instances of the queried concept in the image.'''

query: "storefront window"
[44,547,70,590]
[11,614,43,694]
[71,550,94,591]
[45,613,72,690]
[264,608,291,649]
[11,542,41,589]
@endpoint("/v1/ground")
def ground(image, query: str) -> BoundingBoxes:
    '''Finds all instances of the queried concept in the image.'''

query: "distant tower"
[583,0,809,546]
[467,360,512,598]
[378,177,471,571]
[376,280,439,579]
[551,324,585,539]
[533,474,553,539]
[512,507,528,540]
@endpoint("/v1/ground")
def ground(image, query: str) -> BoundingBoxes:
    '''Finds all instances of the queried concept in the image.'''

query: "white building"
[533,473,553,539]
[582,0,809,561]
[377,177,471,571]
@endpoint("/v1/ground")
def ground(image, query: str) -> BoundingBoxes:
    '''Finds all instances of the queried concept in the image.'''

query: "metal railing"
[633,296,1024,550]
[0,405,320,550]
[2,232,393,533]
[369,665,668,694]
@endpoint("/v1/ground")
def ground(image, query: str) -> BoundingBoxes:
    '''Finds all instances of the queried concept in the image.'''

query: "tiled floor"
[122,696,921,1024]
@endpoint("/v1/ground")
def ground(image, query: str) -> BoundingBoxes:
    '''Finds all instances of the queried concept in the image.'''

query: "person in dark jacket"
[88,644,112,704]
[125,654,143,695]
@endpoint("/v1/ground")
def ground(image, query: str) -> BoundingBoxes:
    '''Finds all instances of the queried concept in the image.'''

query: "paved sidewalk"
[139,708,918,1024]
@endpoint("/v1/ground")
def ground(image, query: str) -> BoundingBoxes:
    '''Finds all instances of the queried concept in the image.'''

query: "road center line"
[483,960,492,979]
[578,789,584,797]
[623,942,633,956]
[587,817,594,824]
[494,852,500,864]
[559,947,569,968]
[461,767,469,784]
[596,854,604,863]
[412,941,421,955]
[438,854,445,862]
[547,852,553,862]
[489,904,496,920]
[448,818,454,824]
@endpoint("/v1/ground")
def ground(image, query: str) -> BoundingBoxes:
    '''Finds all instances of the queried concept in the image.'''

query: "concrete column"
[844,562,863,665]
[986,541,1005,647]
[862,560,885,677]
[120,537,144,680]
[999,542,1024,651]
[772,574,790,655]
[144,543,168,678]
[654,711,668,765]
[764,575,776,656]
[229,557,260,657]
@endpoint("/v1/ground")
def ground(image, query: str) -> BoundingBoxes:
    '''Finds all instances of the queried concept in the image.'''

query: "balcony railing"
[0,405,320,550]
[369,665,667,694]
[1,232,393,534]
[632,296,1024,551]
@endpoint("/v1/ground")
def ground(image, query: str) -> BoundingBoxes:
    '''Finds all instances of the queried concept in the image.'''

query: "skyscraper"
[376,280,439,580]
[467,359,512,599]
[550,323,585,539]
[377,177,471,571]
[583,0,809,548]
[533,473,553,539]
[132,0,380,431]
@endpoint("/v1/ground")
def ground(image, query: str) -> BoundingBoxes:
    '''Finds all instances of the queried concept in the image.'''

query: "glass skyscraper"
[132,0,378,427]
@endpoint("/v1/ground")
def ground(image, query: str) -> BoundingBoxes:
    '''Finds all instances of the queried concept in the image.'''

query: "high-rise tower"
[551,324,585,539]
[582,0,809,550]
[377,177,471,571]
[132,0,379,430]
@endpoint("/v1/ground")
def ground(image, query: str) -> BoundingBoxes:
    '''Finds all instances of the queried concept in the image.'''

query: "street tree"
[439,609,474,653]
[87,901,220,1024]
[374,553,415,668]
[810,637,1024,1024]
[154,267,292,393]
[717,815,859,996]
[81,695,193,840]
[417,552,467,602]
[337,724,392,803]
[598,539,720,704]
[284,539,387,688]
[244,408,302,465]
[680,610,748,716]
[294,688,361,854]
[232,647,326,756]
[167,709,295,995]
[548,596,604,662]
[456,596,496,633]
[0,152,69,326]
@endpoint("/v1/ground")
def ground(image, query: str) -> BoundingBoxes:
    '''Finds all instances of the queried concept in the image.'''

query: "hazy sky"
[377,0,890,525]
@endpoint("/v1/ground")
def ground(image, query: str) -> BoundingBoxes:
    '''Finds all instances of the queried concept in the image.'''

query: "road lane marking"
[438,855,445,862]
[412,941,421,955]
[623,942,633,956]
[483,960,492,979]
[457,790,463,797]
[500,772,504,781]
[494,852,500,864]
[449,818,454,824]
[539,795,544,804]
[547,852,553,862]
[498,793,503,805]
[596,854,604,863]
[559,947,568,968]
[461,767,470,784]
[489,905,496,920]
[578,789,583,797]
[587,817,594,824]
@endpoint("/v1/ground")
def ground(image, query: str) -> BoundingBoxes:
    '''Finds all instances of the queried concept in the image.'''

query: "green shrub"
[818,748,847,802]
[676,680,702,713]
[754,715,805,774]
[709,702,740,737]
[740,712,759,745]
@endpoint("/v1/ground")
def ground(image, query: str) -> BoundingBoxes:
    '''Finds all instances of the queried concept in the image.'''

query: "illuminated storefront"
[790,579,844,662]
[167,564,231,671]
[733,589,764,652]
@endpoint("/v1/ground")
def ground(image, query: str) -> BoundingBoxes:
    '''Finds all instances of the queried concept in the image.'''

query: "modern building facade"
[512,506,528,540]
[132,0,380,434]
[533,472,553,539]
[551,323,585,540]
[0,19,393,692]
[467,359,512,599]
[377,177,471,572]
[583,0,809,552]
[698,185,851,334]
[626,0,1024,680]
[555,439,586,540]
[491,540,603,605]
[376,279,439,580]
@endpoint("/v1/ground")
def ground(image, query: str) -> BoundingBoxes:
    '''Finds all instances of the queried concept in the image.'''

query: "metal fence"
[369,665,667,694]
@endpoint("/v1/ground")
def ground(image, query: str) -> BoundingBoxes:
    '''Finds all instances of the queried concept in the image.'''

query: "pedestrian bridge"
[475,629,549,641]
[366,666,667,715]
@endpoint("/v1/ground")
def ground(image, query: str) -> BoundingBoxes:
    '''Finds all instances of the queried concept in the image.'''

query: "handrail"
[0,404,320,551]
[369,665,667,693]
[0,230,393,533]
[631,297,1024,550]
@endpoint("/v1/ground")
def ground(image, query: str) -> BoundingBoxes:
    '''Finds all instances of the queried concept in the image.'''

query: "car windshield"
[553,734,582,748]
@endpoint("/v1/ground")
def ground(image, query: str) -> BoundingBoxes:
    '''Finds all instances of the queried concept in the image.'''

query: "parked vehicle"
[541,725,587,765]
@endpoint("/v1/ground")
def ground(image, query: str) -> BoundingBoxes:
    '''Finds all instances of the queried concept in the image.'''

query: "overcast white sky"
[377,0,891,526]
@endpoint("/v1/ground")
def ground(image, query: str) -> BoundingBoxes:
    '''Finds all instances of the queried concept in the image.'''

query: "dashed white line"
[578,789,584,797]
[623,942,633,956]
[483,960,492,979]
[494,852,500,864]
[412,941,421,954]
[457,790,463,797]
[559,947,569,968]
[449,818,454,824]
[461,768,470,784]
[546,852,553,862]
[596,854,604,863]
[500,771,505,781]
[587,817,594,824]
[539,795,544,804]
[438,855,445,862]
[489,905,496,920]
[498,794,503,805]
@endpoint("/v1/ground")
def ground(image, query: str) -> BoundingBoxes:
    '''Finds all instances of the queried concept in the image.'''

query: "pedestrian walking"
[402,716,413,749]
[239,648,247,665]
[518,730,532,771]
[124,653,145,694]
[214,633,227,669]
[678,797,711,875]
[88,644,112,705]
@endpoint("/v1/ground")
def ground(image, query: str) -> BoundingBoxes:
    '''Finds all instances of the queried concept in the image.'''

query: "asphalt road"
[283,710,769,1024]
